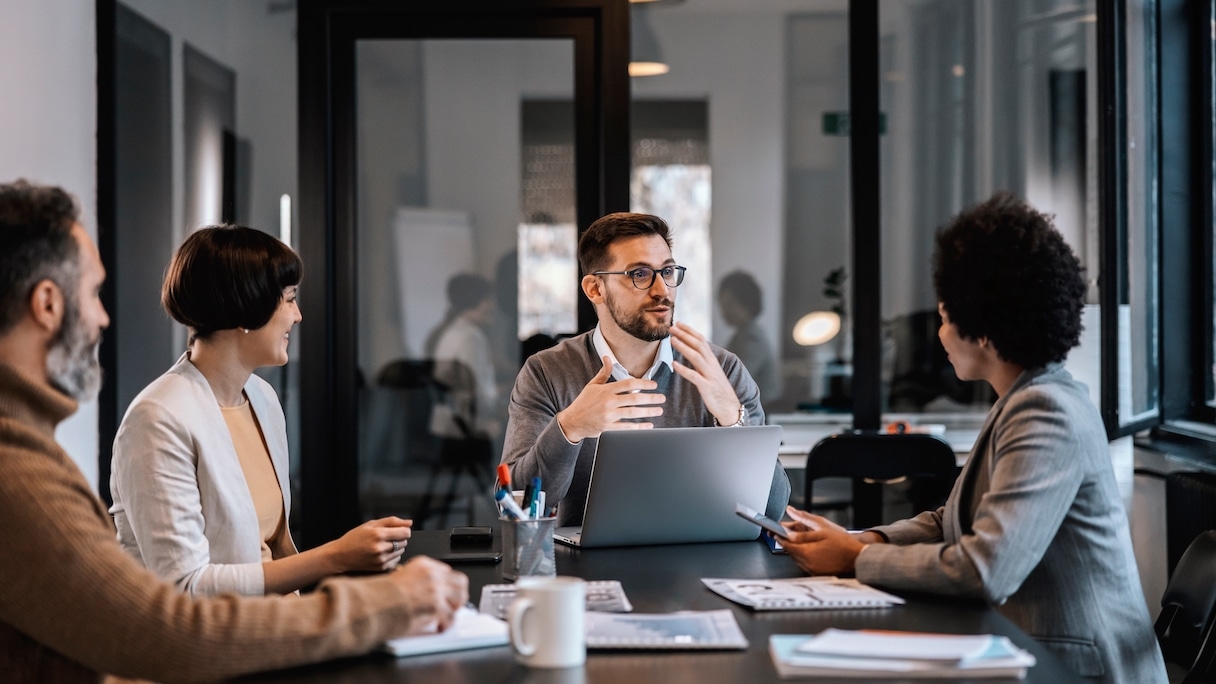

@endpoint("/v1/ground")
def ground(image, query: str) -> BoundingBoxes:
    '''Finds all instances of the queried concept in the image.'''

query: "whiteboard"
[392,207,474,359]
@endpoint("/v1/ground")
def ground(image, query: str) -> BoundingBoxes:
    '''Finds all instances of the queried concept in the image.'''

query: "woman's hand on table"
[781,506,869,576]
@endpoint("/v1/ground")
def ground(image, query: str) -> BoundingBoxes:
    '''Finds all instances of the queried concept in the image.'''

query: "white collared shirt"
[592,324,673,381]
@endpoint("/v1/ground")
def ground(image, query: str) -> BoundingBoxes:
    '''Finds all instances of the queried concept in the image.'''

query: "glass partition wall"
[355,39,577,528]
[877,0,1106,429]
[330,2,1127,529]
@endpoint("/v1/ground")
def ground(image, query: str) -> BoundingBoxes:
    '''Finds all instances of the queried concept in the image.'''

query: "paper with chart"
[478,580,633,619]
[703,576,904,610]
[585,609,748,650]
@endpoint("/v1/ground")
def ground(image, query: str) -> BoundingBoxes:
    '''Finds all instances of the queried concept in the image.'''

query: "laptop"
[553,425,784,548]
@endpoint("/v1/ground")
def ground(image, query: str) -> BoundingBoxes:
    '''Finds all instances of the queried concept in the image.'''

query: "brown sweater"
[0,362,418,683]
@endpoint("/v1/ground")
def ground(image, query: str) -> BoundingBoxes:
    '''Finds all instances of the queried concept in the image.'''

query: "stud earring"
[243,329,249,334]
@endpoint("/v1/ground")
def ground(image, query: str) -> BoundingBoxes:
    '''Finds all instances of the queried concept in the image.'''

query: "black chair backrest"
[1157,530,1216,682]
[1166,471,1216,577]
[806,430,958,482]
[805,430,959,528]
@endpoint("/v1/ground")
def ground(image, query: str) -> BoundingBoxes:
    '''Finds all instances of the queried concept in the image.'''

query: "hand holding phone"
[735,502,790,539]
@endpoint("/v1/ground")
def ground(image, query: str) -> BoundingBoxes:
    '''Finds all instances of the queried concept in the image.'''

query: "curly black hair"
[932,192,1086,369]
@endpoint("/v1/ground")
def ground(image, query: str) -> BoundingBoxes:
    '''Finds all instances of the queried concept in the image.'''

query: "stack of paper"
[769,629,1036,679]
[703,577,905,610]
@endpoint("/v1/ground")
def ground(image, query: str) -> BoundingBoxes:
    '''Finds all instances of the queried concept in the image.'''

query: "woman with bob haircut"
[110,225,412,597]
[779,193,1165,683]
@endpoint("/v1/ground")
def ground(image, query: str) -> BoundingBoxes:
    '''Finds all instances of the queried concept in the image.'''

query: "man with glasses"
[500,212,790,526]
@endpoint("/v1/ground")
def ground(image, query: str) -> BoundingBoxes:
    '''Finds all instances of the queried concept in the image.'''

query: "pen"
[495,488,528,520]
[521,479,536,516]
[495,464,512,514]
[528,476,542,519]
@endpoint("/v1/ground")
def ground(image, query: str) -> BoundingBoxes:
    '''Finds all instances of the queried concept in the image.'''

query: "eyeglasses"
[593,265,686,290]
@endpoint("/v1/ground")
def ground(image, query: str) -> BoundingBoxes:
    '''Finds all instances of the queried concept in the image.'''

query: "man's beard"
[46,293,103,401]
[605,288,675,342]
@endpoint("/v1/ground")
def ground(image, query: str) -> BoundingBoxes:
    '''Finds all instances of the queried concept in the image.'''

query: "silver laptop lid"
[575,425,783,548]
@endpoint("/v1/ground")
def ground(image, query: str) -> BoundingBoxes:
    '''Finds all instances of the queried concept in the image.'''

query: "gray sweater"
[501,331,790,526]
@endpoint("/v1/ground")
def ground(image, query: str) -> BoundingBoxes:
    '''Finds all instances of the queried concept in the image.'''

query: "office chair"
[1156,530,1216,683]
[1166,471,1216,577]
[804,430,959,529]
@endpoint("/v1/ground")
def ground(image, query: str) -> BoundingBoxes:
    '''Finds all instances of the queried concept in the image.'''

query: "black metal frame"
[297,0,629,545]
[848,0,881,431]
[1149,0,1216,453]
[96,0,118,505]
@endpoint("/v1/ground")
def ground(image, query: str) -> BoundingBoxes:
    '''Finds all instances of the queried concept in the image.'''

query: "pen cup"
[502,517,557,580]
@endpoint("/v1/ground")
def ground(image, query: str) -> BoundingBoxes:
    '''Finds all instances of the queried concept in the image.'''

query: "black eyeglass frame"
[592,265,687,289]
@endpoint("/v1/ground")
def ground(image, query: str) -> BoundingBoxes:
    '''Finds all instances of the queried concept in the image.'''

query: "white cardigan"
[109,354,296,597]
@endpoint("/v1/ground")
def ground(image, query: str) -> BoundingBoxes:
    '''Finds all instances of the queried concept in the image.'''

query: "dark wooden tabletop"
[241,529,1082,683]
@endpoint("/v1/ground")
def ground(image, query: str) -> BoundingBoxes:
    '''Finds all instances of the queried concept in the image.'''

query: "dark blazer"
[856,364,1166,682]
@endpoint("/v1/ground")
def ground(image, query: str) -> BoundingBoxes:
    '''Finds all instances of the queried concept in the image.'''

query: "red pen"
[494,464,512,516]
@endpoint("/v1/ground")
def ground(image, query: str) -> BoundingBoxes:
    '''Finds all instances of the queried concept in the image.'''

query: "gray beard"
[46,296,103,401]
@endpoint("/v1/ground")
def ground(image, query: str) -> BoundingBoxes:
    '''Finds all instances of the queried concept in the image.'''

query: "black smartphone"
[450,526,493,547]
[735,502,790,539]
[434,550,502,564]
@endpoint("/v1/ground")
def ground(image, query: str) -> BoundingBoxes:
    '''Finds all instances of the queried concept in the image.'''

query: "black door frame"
[297,0,630,545]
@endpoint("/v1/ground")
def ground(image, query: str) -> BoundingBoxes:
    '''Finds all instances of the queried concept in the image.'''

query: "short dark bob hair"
[577,212,673,275]
[162,225,302,340]
[933,192,1086,369]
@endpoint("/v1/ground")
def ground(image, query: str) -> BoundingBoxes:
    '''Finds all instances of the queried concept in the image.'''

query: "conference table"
[243,529,1081,683]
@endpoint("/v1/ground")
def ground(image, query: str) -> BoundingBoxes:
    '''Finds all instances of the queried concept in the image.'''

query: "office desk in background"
[771,412,980,470]
[242,530,1081,683]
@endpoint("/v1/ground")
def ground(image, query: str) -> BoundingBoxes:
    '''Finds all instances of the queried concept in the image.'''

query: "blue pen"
[495,488,528,520]
[528,477,542,519]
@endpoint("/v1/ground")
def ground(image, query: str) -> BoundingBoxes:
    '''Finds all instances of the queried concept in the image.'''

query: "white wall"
[635,11,787,352]
[0,0,99,487]
[120,0,298,247]
[424,39,574,277]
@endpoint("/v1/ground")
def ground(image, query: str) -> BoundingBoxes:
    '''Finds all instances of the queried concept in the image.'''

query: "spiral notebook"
[702,577,904,611]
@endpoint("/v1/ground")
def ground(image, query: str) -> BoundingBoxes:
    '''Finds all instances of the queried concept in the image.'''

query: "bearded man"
[500,212,790,526]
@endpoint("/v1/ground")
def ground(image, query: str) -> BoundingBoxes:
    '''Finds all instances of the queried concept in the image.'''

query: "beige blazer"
[109,354,296,597]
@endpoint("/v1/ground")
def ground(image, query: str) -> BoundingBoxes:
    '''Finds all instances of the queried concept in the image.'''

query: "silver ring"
[392,540,399,553]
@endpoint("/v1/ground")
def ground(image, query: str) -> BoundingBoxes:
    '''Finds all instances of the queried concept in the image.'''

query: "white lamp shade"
[793,311,841,347]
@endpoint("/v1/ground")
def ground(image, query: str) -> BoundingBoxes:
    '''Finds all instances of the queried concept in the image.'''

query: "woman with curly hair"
[780,193,1165,683]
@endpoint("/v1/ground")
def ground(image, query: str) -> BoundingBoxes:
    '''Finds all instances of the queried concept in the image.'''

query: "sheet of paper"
[585,609,748,650]
[794,628,995,662]
[703,576,904,610]
[478,580,633,619]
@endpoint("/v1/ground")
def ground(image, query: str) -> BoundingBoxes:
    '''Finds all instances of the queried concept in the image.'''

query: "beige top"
[221,398,286,562]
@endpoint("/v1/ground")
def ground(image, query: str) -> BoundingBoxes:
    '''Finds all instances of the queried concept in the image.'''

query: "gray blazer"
[109,354,296,597]
[856,364,1165,682]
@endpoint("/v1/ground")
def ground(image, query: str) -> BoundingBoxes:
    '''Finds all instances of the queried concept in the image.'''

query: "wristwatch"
[714,404,747,427]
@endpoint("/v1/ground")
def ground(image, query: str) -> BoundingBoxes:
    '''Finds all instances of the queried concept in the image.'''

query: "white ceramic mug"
[508,576,586,668]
